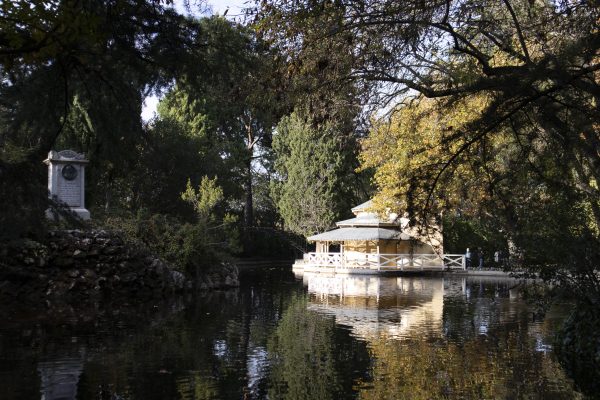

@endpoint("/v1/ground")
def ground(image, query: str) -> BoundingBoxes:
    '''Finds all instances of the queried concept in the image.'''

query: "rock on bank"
[0,229,239,303]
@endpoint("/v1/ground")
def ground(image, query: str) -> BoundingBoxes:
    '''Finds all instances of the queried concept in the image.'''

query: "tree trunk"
[243,156,253,228]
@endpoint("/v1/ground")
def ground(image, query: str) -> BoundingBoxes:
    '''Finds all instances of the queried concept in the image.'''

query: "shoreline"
[0,229,239,306]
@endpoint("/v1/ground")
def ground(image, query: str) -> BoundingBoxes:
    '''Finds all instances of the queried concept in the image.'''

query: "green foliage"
[258,0,600,241]
[181,176,224,223]
[160,16,284,231]
[57,96,95,153]
[271,112,363,236]
[443,214,506,259]
[241,227,306,259]
[257,1,370,239]
[267,295,370,399]
[0,162,48,240]
[256,4,600,392]
[254,0,360,127]
[0,0,201,239]
[152,90,242,213]
[556,303,600,396]
[1,0,199,160]
[94,171,240,276]
[102,211,230,276]
[134,213,215,273]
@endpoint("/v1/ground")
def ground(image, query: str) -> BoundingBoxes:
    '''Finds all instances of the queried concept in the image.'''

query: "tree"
[257,0,600,266]
[181,176,224,223]
[271,111,361,236]
[1,0,201,160]
[0,0,202,237]
[159,16,283,232]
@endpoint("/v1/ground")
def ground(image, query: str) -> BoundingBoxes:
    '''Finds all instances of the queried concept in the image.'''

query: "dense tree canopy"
[1,0,200,159]
[256,0,599,214]
[156,16,283,230]
[256,0,600,275]
[0,0,202,237]
[0,0,312,258]
[2,0,600,394]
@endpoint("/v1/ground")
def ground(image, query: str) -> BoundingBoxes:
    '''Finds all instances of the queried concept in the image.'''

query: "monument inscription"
[44,150,91,220]
[58,175,82,207]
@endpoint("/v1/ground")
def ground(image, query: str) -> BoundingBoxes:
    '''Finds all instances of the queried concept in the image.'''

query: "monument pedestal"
[45,208,91,220]
[44,150,91,220]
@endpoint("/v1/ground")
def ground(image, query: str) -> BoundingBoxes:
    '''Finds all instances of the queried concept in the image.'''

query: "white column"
[79,164,85,211]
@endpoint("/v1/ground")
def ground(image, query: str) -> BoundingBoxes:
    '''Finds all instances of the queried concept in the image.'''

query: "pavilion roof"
[351,200,373,213]
[307,227,411,242]
[335,214,398,227]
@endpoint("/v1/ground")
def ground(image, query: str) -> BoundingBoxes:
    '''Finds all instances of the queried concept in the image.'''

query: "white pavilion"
[293,201,465,274]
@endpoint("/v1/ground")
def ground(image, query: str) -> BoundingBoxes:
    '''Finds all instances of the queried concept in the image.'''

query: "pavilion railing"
[305,252,342,267]
[302,252,466,270]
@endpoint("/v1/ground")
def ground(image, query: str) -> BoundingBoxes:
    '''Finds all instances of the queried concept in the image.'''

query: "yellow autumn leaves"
[359,95,498,216]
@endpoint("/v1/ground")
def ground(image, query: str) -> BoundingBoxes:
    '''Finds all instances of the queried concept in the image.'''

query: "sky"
[141,0,250,121]
[181,0,250,17]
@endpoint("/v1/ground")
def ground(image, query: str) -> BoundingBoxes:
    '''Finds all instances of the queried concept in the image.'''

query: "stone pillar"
[44,150,91,220]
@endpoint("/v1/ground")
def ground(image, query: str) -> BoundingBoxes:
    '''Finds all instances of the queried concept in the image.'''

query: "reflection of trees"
[299,275,579,400]
[360,314,580,399]
[267,295,370,400]
[358,336,579,400]
[77,290,251,399]
[0,270,305,400]
[443,278,521,342]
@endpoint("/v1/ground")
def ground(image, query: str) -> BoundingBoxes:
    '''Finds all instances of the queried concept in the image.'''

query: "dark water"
[0,268,583,399]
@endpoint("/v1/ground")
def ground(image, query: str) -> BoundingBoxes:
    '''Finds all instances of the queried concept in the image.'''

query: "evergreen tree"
[271,112,361,236]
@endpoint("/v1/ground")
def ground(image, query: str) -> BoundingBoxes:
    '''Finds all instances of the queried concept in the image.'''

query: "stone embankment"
[0,229,239,303]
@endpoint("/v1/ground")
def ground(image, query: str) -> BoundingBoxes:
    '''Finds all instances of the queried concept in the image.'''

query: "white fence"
[305,252,342,267]
[302,252,465,271]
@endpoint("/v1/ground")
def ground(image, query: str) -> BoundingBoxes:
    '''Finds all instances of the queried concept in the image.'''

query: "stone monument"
[44,150,91,220]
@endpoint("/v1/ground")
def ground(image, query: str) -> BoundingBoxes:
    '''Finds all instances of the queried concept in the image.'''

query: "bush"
[555,302,600,397]
[102,211,223,276]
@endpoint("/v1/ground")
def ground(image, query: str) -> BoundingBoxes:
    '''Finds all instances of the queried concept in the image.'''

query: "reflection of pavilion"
[304,273,463,340]
[38,355,84,400]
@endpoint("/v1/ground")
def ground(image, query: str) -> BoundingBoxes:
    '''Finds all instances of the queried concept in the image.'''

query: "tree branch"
[501,0,531,63]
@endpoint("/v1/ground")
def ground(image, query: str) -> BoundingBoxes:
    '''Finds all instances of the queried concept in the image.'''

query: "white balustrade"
[303,252,466,271]
[305,252,341,267]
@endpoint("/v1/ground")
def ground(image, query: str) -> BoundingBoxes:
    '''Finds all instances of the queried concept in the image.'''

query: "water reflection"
[301,272,581,399]
[38,356,84,400]
[0,269,584,399]
[302,273,539,342]
[305,274,446,340]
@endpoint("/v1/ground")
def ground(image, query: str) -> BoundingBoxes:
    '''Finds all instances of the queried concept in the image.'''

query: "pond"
[0,267,583,399]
